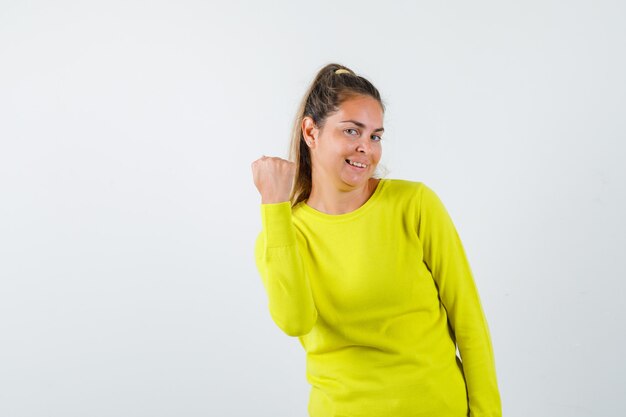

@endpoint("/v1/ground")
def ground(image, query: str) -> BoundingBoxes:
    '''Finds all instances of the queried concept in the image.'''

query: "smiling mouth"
[345,159,368,168]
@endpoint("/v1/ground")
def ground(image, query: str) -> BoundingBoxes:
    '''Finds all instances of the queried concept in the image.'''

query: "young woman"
[251,63,502,417]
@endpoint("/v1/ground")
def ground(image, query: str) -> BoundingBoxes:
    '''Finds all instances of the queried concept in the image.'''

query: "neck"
[306,177,380,215]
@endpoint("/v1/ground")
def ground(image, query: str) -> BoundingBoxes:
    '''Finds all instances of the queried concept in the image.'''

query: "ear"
[301,116,319,149]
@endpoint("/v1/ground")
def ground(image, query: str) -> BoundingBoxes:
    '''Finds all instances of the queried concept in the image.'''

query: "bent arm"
[417,184,502,417]
[254,202,318,337]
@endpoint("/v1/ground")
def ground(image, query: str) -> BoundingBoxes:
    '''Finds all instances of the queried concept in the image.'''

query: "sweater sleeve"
[254,201,318,337]
[417,184,502,417]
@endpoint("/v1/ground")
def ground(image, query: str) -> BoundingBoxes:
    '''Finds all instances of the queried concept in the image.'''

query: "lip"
[346,158,369,165]
[345,159,368,170]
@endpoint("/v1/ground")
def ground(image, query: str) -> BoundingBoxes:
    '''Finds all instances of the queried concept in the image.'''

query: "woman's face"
[304,95,384,190]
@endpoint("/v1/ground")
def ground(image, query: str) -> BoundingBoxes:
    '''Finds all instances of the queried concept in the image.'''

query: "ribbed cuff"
[261,202,296,247]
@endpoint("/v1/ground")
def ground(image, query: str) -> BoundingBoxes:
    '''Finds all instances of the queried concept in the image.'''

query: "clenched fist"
[251,156,296,204]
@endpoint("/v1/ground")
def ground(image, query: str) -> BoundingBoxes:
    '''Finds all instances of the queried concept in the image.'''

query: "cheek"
[373,146,382,162]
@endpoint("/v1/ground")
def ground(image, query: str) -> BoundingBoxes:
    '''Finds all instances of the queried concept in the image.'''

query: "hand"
[251,155,296,204]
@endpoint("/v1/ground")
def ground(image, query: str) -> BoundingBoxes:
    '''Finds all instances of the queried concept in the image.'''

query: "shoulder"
[291,200,305,218]
[380,178,449,218]
[382,177,425,191]
[379,177,431,200]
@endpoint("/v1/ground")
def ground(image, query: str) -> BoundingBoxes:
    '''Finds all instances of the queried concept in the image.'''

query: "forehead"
[332,95,384,124]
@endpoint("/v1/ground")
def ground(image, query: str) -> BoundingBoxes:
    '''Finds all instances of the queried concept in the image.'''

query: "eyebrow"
[339,120,385,133]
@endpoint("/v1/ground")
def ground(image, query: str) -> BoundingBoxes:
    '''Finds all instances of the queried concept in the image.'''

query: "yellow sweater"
[254,178,501,417]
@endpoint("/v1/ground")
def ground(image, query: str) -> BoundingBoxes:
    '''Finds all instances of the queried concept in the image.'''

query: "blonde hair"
[287,63,386,207]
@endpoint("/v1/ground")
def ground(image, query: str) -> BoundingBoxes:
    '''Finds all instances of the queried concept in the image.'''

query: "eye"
[371,135,383,142]
[345,128,358,136]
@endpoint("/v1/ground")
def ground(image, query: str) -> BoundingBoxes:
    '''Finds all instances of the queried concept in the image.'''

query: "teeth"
[347,159,367,168]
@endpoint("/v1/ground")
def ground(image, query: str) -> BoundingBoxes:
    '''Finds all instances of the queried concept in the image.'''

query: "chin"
[340,174,370,188]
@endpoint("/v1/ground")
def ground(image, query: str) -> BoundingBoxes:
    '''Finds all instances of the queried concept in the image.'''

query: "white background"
[1,1,624,416]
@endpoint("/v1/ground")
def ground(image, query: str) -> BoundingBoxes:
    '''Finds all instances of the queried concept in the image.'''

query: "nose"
[356,136,372,153]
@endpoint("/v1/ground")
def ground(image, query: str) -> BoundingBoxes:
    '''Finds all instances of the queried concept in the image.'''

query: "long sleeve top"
[254,178,501,417]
